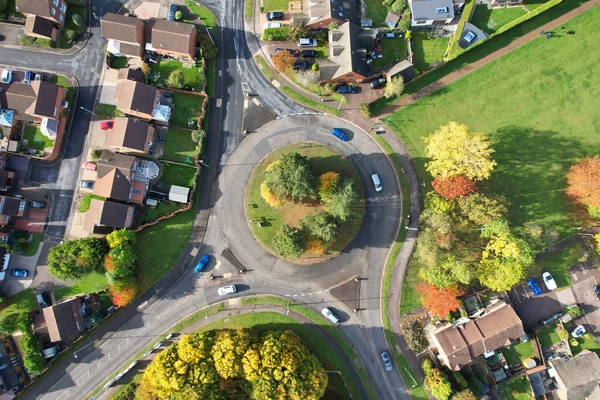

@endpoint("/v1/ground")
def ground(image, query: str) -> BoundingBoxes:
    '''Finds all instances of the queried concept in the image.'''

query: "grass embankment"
[281,87,342,116]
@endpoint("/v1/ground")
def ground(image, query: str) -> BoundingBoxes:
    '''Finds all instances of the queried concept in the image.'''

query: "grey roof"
[0,344,20,391]
[327,22,370,80]
[386,60,415,83]
[410,0,454,21]
[458,22,488,49]
[308,0,357,26]
[552,352,600,400]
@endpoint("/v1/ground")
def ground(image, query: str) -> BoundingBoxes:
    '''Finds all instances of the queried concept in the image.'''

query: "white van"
[371,173,382,192]
[321,308,339,324]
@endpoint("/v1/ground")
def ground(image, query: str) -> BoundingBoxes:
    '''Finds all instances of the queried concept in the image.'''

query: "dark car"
[168,4,177,21]
[331,128,348,141]
[370,77,386,89]
[274,48,298,57]
[595,284,600,300]
[301,49,318,58]
[293,60,312,71]
[11,269,28,278]
[80,180,94,189]
[266,11,284,21]
[28,201,45,209]
[194,255,210,274]
[528,278,542,296]
[337,85,356,94]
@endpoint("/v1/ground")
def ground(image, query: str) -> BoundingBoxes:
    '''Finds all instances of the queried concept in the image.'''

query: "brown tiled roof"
[118,42,143,58]
[94,151,137,202]
[130,181,146,204]
[16,0,54,19]
[115,80,157,116]
[96,150,135,178]
[5,81,62,118]
[32,81,61,117]
[146,19,196,55]
[84,199,133,232]
[100,13,144,43]
[0,196,22,217]
[431,324,472,370]
[25,14,56,40]
[42,298,84,342]
[5,83,36,112]
[308,0,356,25]
[117,68,144,83]
[105,117,149,152]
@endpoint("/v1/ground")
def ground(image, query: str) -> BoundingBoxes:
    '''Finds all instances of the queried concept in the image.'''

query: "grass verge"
[22,233,42,257]
[95,103,123,118]
[281,86,342,116]
[79,194,105,213]
[255,55,275,80]
[53,272,108,302]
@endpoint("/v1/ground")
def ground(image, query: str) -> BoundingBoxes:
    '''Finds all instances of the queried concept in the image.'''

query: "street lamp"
[79,106,96,116]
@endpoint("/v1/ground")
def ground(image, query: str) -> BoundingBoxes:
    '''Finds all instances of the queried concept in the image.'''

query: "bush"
[327,21,338,30]
[64,29,78,41]
[557,326,569,341]
[72,13,85,28]
[288,24,309,41]
[569,337,578,347]
[566,305,585,319]
[296,70,319,86]
[141,62,151,76]
[175,10,183,20]
[91,149,103,160]
[391,0,406,13]
[19,35,36,46]
[398,9,411,32]
[360,102,372,118]
[324,82,338,94]
[166,70,185,89]
[273,224,305,258]
[273,51,295,72]
[311,63,319,71]
[399,316,429,352]
[262,27,291,41]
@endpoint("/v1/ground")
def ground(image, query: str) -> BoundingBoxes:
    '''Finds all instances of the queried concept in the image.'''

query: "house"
[114,80,171,122]
[295,0,357,29]
[42,296,100,343]
[145,19,197,60]
[104,117,154,154]
[409,0,454,26]
[101,13,146,59]
[0,153,15,192]
[319,22,370,83]
[549,351,600,400]
[0,196,26,226]
[94,151,146,204]
[83,199,135,234]
[15,0,68,27]
[385,60,415,83]
[0,81,66,123]
[0,336,27,396]
[24,15,59,41]
[430,301,525,371]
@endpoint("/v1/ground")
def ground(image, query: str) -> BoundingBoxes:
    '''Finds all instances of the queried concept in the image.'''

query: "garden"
[23,125,54,152]
[59,5,87,49]
[160,162,197,187]
[171,92,205,128]
[148,58,206,92]
[411,31,449,72]
[371,36,408,72]
[163,127,198,164]
[261,0,291,12]
[470,4,527,34]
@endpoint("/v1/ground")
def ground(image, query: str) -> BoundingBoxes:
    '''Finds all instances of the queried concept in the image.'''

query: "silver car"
[381,351,393,371]
[321,307,339,324]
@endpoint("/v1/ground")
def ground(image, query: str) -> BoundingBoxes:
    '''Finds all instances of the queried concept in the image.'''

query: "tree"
[260,182,284,208]
[432,175,477,199]
[566,155,600,212]
[273,224,305,258]
[326,178,359,221]
[166,70,185,89]
[288,23,309,41]
[391,0,406,13]
[263,152,316,202]
[211,329,255,379]
[414,231,441,267]
[425,121,496,181]
[452,390,478,400]
[416,283,463,319]
[191,129,204,143]
[457,193,507,226]
[175,10,183,20]
[422,360,452,400]
[115,382,138,400]
[72,13,85,28]
[140,62,151,76]
[318,172,340,202]
[419,256,473,288]
[302,211,339,242]
[48,238,108,280]
[109,284,137,307]
[384,76,404,99]
[360,102,372,118]
[272,50,295,72]
[398,9,411,32]
[399,316,429,352]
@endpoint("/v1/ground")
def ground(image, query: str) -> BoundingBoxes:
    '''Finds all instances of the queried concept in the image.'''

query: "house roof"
[410,0,454,21]
[327,22,370,80]
[95,151,137,202]
[385,10,401,26]
[0,196,23,217]
[386,60,415,82]
[5,83,36,112]
[5,81,61,118]
[84,199,133,232]
[0,344,20,391]
[101,13,145,43]
[308,0,356,26]
[146,19,196,55]
[25,14,56,39]
[42,297,84,342]
[117,68,144,83]
[15,0,56,19]
[115,80,158,116]
[552,352,600,400]
[105,117,150,152]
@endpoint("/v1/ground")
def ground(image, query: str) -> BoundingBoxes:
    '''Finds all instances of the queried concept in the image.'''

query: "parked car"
[321,307,339,324]
[82,161,97,171]
[193,255,210,273]
[371,173,382,192]
[381,352,393,372]
[595,284,600,301]
[100,121,114,130]
[370,77,386,89]
[217,285,237,296]
[298,38,317,47]
[266,11,284,21]
[34,73,44,81]
[542,272,557,290]
[28,201,45,209]
[274,48,298,56]
[168,4,177,21]
[80,180,94,189]
[301,49,318,58]
[331,128,348,141]
[1,69,12,83]
[464,30,476,43]
[11,269,28,278]
[336,85,356,94]
[293,60,312,71]
[37,293,50,308]
[264,22,283,29]
[571,324,586,338]
[23,71,33,84]
[528,278,542,296]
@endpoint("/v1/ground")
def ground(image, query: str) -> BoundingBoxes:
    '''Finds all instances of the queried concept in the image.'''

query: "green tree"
[72,13,85,28]
[420,256,473,288]
[391,0,406,13]
[273,224,305,258]
[175,10,183,20]
[264,152,316,202]
[288,23,309,41]
[211,329,255,379]
[326,178,359,221]
[457,193,507,226]
[452,389,478,400]
[318,171,340,202]
[327,21,338,30]
[301,210,339,242]
[399,316,429,352]
[422,360,452,400]
[384,76,404,99]
[48,238,108,280]
[166,70,185,89]
[414,231,441,267]
[398,9,411,32]
[115,382,138,400]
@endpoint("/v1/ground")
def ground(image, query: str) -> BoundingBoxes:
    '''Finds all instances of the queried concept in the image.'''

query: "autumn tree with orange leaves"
[272,51,295,73]
[416,283,464,319]
[432,175,477,200]
[566,155,600,217]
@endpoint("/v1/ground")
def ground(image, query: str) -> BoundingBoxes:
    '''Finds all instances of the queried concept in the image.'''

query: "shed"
[385,10,401,27]
[169,185,190,203]
[385,60,415,83]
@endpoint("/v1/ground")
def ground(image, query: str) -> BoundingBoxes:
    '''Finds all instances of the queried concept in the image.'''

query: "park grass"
[0,289,38,323]
[411,32,449,72]
[95,103,123,118]
[79,194,105,213]
[570,333,600,356]
[49,75,71,88]
[262,0,290,11]
[371,37,408,72]
[142,201,184,224]
[524,0,551,11]
[498,376,533,400]
[400,259,424,314]
[184,0,215,27]
[255,55,275,80]
[245,143,365,261]
[23,125,54,151]
[537,325,561,348]
[164,128,196,164]
[471,4,527,34]
[171,92,205,128]
[364,0,390,27]
[53,272,108,301]
[530,241,587,288]
[281,86,342,116]
[384,6,600,237]
[501,341,535,366]
[160,163,196,187]
[149,59,205,91]
[22,233,42,257]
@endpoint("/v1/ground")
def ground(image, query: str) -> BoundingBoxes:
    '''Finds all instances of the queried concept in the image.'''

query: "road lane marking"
[223,272,232,278]
[317,291,322,294]
[272,80,280,87]
[157,307,172,320]
[97,353,111,369]
[285,294,290,297]
[244,99,248,109]
[214,261,222,270]
[136,324,149,336]
[308,293,313,295]
[77,370,90,386]
[293,294,298,297]
[301,294,305,296]
[56,389,70,400]
[117,338,129,352]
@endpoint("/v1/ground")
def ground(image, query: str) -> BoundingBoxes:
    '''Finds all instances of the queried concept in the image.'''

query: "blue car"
[194,255,210,274]
[11,269,28,278]
[528,279,541,296]
[168,4,177,21]
[331,128,348,141]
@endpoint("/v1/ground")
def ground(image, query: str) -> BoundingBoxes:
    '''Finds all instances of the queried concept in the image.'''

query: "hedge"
[263,27,291,41]
[446,0,476,60]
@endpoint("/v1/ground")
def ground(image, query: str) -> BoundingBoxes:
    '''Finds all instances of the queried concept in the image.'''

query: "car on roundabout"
[331,128,347,141]
[194,255,210,273]
[321,307,339,324]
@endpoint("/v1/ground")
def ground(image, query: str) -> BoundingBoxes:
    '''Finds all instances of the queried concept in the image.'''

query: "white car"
[571,325,586,338]
[371,173,382,192]
[217,285,236,296]
[542,272,557,290]
[264,22,283,29]
[1,69,13,84]
[298,38,317,47]
[321,307,339,324]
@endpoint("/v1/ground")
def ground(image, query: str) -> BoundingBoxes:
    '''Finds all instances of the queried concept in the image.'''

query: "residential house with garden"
[408,0,455,26]
[101,13,146,59]
[319,22,371,83]
[83,198,135,234]
[114,80,171,122]
[145,19,197,61]
[430,301,525,371]
[548,351,600,400]
[104,117,154,155]
[293,0,357,29]
[16,0,69,36]
[0,195,27,227]
[0,335,27,396]
[42,295,100,343]
[24,15,60,42]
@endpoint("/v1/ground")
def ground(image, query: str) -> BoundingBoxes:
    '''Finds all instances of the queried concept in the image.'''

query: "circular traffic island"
[245,143,365,264]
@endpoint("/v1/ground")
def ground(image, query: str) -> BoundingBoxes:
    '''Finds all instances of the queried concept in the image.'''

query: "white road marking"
[317,291,322,294]
[214,261,222,270]
[223,272,232,278]
[77,371,90,386]
[272,79,280,88]
[136,324,149,336]
[244,99,248,109]
[157,307,172,320]
[252,98,261,106]
[216,98,222,108]
[285,294,290,297]
[117,338,129,352]
[309,293,313,295]
[301,294,305,296]
[293,294,298,297]
[97,353,111,369]
[56,389,70,400]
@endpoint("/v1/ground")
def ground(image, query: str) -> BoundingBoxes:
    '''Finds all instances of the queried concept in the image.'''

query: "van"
[371,174,382,192]
[321,308,339,324]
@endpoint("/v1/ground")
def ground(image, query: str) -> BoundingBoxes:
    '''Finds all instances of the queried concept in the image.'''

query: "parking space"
[569,263,600,336]
[3,246,44,297]
[98,69,119,106]
[0,24,24,47]
[509,282,565,331]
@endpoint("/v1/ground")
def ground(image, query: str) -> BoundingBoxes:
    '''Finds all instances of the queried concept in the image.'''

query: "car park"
[371,174,382,192]
[321,307,339,324]
[11,269,28,278]
[595,284,600,301]
[301,49,318,58]
[336,85,356,94]
[80,180,94,189]
[168,4,177,21]
[28,201,45,209]
[331,128,347,141]
[298,38,317,47]
[293,60,312,71]
[194,255,210,273]
[370,77,386,89]
[381,352,393,371]
[571,324,586,338]
[528,278,542,296]
[217,285,237,296]
[266,11,284,21]
[264,22,283,29]
[542,272,557,290]
[1,69,12,83]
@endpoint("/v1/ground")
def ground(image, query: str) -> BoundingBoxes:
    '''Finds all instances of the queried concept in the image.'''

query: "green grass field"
[160,163,196,187]
[23,125,54,151]
[537,325,561,348]
[0,289,38,328]
[385,7,600,236]
[372,37,408,72]
[411,32,449,72]
[150,59,205,91]
[261,0,290,11]
[171,92,205,128]
[501,342,535,366]
[570,333,600,356]
[142,201,183,224]
[95,103,123,118]
[49,75,71,88]
[281,87,342,116]
[524,0,551,11]
[53,272,108,302]
[164,127,197,163]
[22,233,42,257]
[471,4,527,34]
[184,0,216,27]
[364,0,390,27]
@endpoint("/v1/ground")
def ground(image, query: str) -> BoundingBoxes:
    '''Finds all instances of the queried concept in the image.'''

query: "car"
[274,48,297,56]
[571,324,586,338]
[80,180,94,189]
[1,69,12,83]
[336,85,356,94]
[370,77,386,89]
[293,60,312,71]
[298,38,317,47]
[542,272,557,290]
[331,128,348,141]
[217,285,237,296]
[264,22,283,29]
[23,71,33,84]
[82,161,97,171]
[37,293,50,308]
[11,269,28,278]
[34,73,44,81]
[28,201,45,209]
[321,307,339,324]
[528,278,542,296]
[464,30,476,43]
[266,11,284,21]
[168,4,177,21]
[381,351,393,371]
[193,255,210,273]
[100,121,114,130]
[371,173,382,192]
[595,284,600,301]
[301,49,318,58]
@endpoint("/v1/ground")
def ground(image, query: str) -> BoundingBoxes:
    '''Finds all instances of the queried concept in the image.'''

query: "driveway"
[508,282,565,331]
[0,23,24,47]
[3,245,44,296]
[569,262,600,337]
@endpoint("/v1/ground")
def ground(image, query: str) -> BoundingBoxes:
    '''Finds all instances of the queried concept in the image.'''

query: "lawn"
[524,0,551,11]
[53,272,108,302]
[22,233,42,257]
[364,0,390,27]
[530,241,587,288]
[384,6,600,237]
[171,92,205,128]
[537,325,561,348]
[498,376,533,400]
[23,125,54,151]
[160,162,196,187]
[411,31,449,72]
[261,0,290,11]
[255,55,275,80]
[108,56,128,69]
[471,4,527,34]
[49,75,71,88]
[570,333,600,355]
[149,59,206,92]
[142,201,183,223]
[246,143,365,260]
[501,341,535,366]
[281,87,342,116]
[95,103,123,118]
[372,37,408,72]
[163,127,197,163]
[79,194,106,213]
[184,0,216,27]
[284,71,345,103]
[400,259,424,314]
[0,289,38,326]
